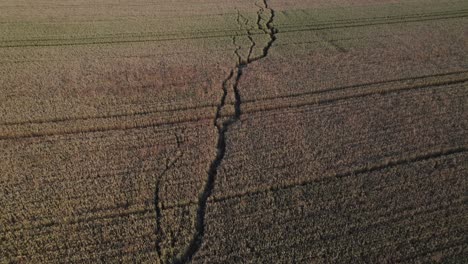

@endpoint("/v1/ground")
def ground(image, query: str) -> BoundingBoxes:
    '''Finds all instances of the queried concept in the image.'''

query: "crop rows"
[1,0,467,263]
[194,152,466,262]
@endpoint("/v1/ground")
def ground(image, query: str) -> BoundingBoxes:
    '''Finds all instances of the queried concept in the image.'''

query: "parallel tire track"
[1,73,466,141]
[2,148,465,236]
[2,70,466,127]
[0,10,465,48]
[155,135,183,263]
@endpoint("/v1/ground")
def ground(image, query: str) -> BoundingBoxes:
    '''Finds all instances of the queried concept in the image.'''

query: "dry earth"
[1,0,467,263]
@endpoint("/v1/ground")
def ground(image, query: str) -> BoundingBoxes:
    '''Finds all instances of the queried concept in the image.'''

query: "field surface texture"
[1,0,467,263]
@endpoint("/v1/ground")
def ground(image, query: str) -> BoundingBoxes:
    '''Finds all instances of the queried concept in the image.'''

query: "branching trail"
[171,1,278,263]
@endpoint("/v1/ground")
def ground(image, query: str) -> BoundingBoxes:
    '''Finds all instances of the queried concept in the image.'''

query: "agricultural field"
[0,0,467,263]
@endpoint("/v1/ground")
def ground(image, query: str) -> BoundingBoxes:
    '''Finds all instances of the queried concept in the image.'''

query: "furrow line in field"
[2,70,465,128]
[243,70,468,103]
[205,162,466,227]
[7,197,463,261]
[159,124,468,206]
[208,147,467,204]
[210,191,465,238]
[195,201,466,261]
[276,9,468,29]
[280,13,468,34]
[213,152,463,202]
[155,132,184,263]
[2,154,205,189]
[198,209,467,261]
[0,207,153,234]
[241,77,468,114]
[0,33,251,48]
[1,76,465,141]
[2,151,460,235]
[1,10,464,48]
[0,29,245,44]
[0,103,217,126]
[3,149,464,235]
[1,204,156,233]
[5,195,464,263]
[0,115,214,141]
[0,122,198,144]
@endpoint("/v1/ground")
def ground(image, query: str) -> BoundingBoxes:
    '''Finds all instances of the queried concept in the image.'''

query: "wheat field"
[1,0,467,263]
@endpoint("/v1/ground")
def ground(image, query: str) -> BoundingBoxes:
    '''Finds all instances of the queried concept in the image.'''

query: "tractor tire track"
[155,132,184,263]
